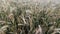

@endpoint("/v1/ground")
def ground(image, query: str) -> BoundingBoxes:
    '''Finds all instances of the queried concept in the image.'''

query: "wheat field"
[0,0,60,34]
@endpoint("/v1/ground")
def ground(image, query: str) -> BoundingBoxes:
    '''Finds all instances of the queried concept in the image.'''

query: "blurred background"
[0,0,60,34]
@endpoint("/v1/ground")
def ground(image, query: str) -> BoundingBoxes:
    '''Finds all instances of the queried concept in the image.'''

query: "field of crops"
[0,0,60,34]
